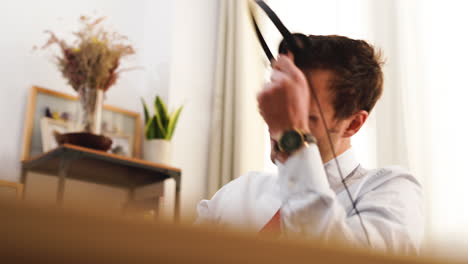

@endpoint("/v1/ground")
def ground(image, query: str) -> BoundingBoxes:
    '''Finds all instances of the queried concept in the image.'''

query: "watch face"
[279,130,303,152]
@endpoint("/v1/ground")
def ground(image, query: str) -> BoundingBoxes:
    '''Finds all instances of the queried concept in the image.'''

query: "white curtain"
[263,0,468,259]
[368,1,468,258]
[409,1,468,258]
[206,0,266,197]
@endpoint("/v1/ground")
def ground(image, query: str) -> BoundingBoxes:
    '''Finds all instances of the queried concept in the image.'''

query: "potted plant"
[39,16,135,151]
[142,96,183,164]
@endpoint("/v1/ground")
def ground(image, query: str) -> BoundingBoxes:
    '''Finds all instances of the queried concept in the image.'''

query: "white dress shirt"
[196,144,424,255]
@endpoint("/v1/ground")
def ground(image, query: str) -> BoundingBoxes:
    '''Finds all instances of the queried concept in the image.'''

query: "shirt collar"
[323,147,360,189]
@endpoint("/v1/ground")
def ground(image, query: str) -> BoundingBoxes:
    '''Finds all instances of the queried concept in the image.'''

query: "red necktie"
[259,209,281,236]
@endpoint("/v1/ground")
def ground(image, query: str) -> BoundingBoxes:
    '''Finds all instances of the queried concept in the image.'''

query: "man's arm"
[195,184,231,225]
[277,144,424,254]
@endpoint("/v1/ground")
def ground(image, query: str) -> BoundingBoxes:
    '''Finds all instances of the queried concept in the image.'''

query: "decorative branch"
[39,16,135,92]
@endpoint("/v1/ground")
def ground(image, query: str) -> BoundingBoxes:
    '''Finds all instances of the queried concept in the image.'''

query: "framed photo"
[107,133,134,157]
[0,180,23,200]
[21,86,141,160]
[40,117,73,152]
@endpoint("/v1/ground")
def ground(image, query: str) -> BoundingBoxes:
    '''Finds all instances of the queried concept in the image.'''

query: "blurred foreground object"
[0,200,453,264]
[0,180,23,200]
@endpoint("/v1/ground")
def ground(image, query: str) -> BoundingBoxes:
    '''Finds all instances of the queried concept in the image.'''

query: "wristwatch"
[275,129,316,154]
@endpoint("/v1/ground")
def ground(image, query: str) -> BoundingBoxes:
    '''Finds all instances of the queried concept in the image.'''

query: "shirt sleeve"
[194,180,233,226]
[276,144,424,255]
[194,199,215,225]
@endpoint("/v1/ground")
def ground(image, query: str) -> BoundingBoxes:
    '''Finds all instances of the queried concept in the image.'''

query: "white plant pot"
[144,139,172,165]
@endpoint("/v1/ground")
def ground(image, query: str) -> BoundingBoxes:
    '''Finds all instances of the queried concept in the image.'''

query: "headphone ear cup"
[278,33,313,68]
[292,34,311,67]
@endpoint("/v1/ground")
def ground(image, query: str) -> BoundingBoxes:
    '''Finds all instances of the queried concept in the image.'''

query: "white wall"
[168,0,219,219]
[0,0,219,219]
[1,0,170,179]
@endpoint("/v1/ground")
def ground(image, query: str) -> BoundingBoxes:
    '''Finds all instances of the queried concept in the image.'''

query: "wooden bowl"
[54,132,113,152]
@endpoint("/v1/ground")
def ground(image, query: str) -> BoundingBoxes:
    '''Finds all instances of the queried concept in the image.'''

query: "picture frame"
[21,86,141,160]
[40,117,73,152]
[0,180,23,200]
[106,133,134,158]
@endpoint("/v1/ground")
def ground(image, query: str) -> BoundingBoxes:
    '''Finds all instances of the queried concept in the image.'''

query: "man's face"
[270,68,356,163]
[305,69,345,161]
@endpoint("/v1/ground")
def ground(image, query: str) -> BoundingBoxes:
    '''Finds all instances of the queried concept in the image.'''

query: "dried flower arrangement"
[40,16,135,92]
[37,16,136,143]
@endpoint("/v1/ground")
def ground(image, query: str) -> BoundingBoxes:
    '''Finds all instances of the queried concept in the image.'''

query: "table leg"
[174,175,181,223]
[153,197,160,222]
[20,167,27,201]
[57,157,72,205]
[123,188,135,215]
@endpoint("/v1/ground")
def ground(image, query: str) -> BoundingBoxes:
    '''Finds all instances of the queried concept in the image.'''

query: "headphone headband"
[249,0,300,62]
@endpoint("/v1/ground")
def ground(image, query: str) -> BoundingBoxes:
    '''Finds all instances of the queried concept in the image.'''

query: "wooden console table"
[20,144,182,220]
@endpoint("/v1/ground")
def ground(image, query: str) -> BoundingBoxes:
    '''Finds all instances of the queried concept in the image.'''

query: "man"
[196,35,424,254]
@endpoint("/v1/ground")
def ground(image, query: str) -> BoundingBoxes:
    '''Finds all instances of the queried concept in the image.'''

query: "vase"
[79,86,104,134]
[143,139,172,165]
[54,86,112,152]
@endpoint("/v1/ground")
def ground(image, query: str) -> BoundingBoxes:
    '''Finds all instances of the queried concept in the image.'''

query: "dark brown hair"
[279,34,384,119]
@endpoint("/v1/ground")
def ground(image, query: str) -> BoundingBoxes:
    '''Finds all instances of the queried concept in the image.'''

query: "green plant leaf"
[166,106,183,140]
[141,98,150,125]
[146,116,166,139]
[144,95,181,140]
[154,111,167,138]
[145,116,156,139]
[154,96,169,129]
